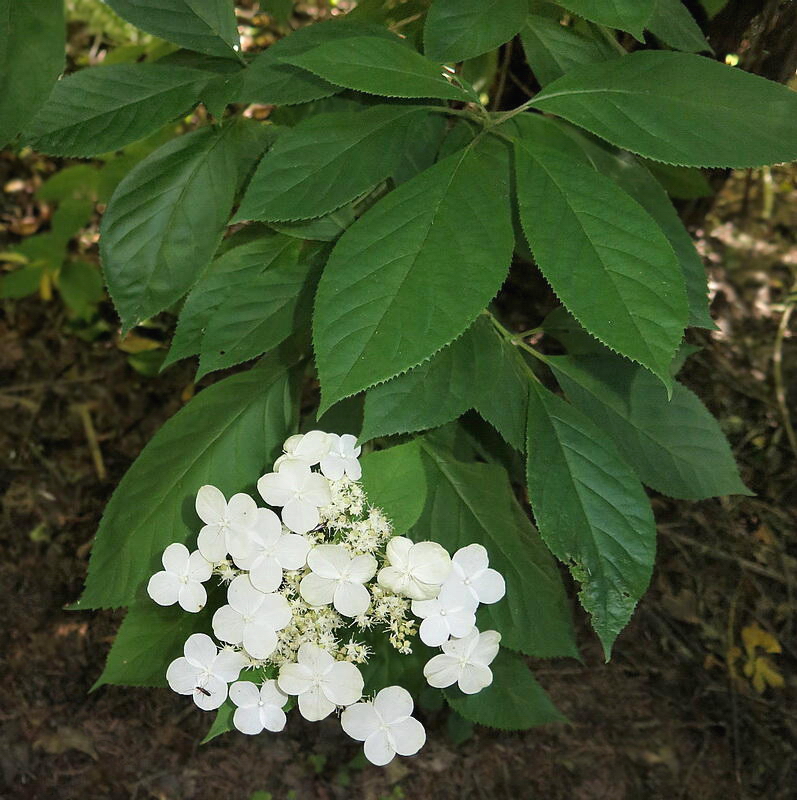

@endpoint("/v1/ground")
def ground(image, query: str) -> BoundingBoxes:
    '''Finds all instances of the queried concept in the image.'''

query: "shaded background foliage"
[1,1,796,797]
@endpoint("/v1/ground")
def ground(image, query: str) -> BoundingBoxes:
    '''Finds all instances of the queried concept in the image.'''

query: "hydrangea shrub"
[7,0,794,759]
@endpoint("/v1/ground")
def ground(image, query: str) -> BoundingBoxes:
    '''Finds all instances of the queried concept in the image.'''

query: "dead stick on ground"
[773,287,797,458]
[74,403,106,481]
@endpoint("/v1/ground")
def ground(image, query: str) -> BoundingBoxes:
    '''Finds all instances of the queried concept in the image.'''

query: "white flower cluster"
[147,430,506,766]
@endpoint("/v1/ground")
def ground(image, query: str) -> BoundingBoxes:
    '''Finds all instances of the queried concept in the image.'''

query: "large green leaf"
[513,138,687,386]
[0,0,64,147]
[22,64,210,158]
[445,650,565,730]
[104,0,240,58]
[95,599,215,688]
[283,36,474,101]
[531,51,797,168]
[547,119,713,329]
[360,316,528,450]
[360,440,428,535]
[417,443,579,660]
[647,0,711,53]
[101,120,269,332]
[548,354,750,499]
[525,379,656,657]
[75,347,301,610]
[558,0,654,40]
[162,230,276,369]
[423,0,528,62]
[520,15,617,85]
[235,105,427,222]
[314,141,514,411]
[234,19,398,106]
[197,239,322,377]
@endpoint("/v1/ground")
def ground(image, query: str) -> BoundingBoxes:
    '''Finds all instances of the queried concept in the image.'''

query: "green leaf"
[0,265,45,299]
[235,20,398,107]
[57,260,105,317]
[360,440,428,535]
[202,699,236,743]
[0,0,64,147]
[37,164,100,203]
[531,51,797,168]
[700,0,728,18]
[548,354,751,499]
[22,64,210,158]
[314,141,514,411]
[392,112,448,185]
[94,599,215,688]
[283,36,474,101]
[642,160,713,199]
[235,105,427,222]
[546,120,713,329]
[101,121,269,332]
[197,238,322,377]
[360,316,528,450]
[647,0,711,52]
[520,14,618,86]
[557,0,654,40]
[445,650,565,730]
[103,0,240,58]
[417,443,579,659]
[513,138,687,386]
[520,15,617,85]
[423,0,528,62]
[525,379,656,658]
[75,347,301,610]
[162,230,274,368]
[359,632,433,696]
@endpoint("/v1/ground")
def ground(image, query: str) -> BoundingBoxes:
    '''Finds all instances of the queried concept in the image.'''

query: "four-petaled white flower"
[444,543,506,605]
[195,485,257,563]
[166,633,246,710]
[278,643,363,721]
[341,685,426,766]
[230,679,289,734]
[319,433,362,481]
[411,582,477,647]
[147,542,212,613]
[423,628,501,694]
[274,430,332,470]
[257,462,331,534]
[300,544,377,617]
[212,574,292,659]
[377,537,452,601]
[233,508,310,592]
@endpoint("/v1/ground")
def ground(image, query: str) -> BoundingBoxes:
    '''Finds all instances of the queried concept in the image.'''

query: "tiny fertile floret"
[148,430,507,765]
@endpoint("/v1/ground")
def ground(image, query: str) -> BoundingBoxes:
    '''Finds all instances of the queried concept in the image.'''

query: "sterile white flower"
[212,574,292,659]
[423,628,501,694]
[166,633,246,710]
[274,430,332,469]
[377,536,452,601]
[411,581,477,647]
[300,544,377,617]
[230,679,289,734]
[257,462,331,534]
[341,685,426,766]
[233,508,310,592]
[147,542,212,612]
[444,543,506,605]
[195,485,258,562]
[278,643,363,721]
[319,433,362,481]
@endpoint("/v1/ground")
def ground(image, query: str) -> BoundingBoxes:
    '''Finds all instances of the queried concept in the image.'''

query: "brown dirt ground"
[2,162,797,800]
